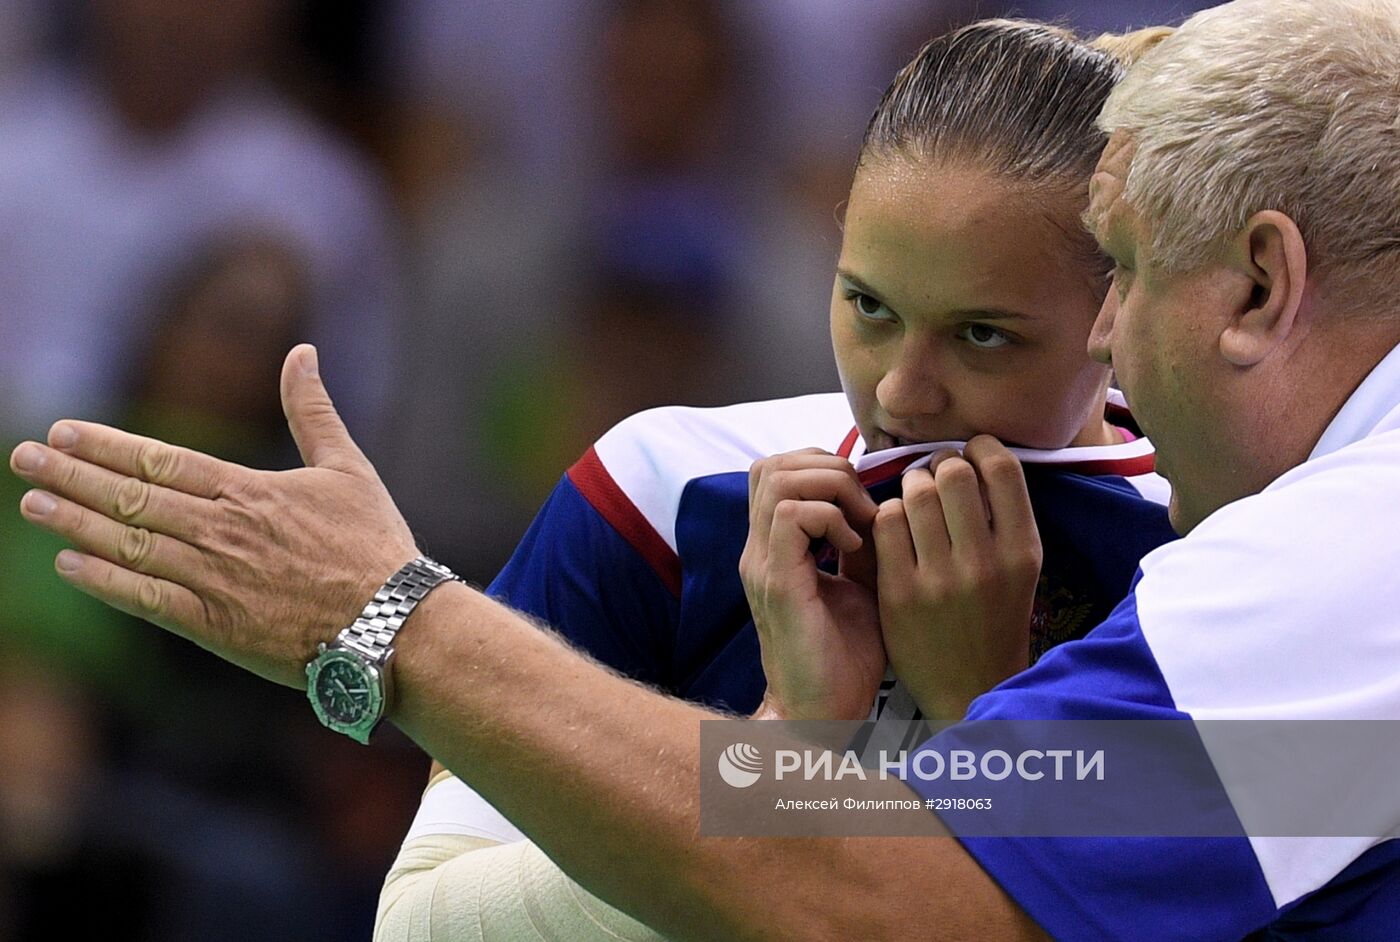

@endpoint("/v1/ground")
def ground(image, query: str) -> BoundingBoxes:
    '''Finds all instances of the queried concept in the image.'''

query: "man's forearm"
[5,359,1042,940]
[389,582,1044,942]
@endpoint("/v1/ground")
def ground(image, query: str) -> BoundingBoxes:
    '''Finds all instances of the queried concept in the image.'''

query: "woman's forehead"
[842,162,1094,318]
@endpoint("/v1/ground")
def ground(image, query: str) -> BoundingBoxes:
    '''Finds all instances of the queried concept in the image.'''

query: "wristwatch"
[306,555,461,744]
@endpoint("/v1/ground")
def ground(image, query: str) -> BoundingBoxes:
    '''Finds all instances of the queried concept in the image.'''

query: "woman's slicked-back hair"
[861,20,1127,191]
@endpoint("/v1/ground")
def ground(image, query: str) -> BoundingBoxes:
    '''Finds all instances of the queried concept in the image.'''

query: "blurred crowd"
[0,1,1215,938]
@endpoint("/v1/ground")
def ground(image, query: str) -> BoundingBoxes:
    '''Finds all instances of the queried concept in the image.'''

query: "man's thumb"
[281,344,369,472]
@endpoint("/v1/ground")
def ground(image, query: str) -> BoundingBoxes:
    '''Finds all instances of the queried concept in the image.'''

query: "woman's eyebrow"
[837,269,1038,322]
[835,270,882,297]
[957,307,1040,322]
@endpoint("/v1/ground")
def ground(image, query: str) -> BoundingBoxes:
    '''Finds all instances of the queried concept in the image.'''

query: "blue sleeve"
[907,589,1279,942]
[486,474,680,688]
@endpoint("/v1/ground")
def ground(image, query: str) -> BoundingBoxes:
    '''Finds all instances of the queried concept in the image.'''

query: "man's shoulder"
[1130,428,1400,719]
[1145,424,1400,586]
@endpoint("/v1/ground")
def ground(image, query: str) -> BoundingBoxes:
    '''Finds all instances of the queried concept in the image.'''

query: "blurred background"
[0,1,1215,937]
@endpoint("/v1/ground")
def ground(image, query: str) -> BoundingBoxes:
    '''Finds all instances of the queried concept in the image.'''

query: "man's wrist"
[386,578,478,725]
[307,556,463,743]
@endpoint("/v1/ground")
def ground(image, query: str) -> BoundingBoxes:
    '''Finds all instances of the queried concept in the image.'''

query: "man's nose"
[1088,291,1117,366]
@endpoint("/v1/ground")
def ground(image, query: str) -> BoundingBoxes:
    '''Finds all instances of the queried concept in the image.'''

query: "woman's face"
[832,156,1115,452]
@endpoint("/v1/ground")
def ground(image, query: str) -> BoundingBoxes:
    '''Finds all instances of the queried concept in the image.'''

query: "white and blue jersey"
[913,345,1400,940]
[488,391,1173,715]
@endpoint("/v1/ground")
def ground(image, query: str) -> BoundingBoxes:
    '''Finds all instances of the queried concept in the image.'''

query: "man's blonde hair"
[1091,27,1174,68]
[1099,0,1400,296]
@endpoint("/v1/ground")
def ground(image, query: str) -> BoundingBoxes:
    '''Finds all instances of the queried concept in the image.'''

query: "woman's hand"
[872,437,1042,722]
[740,449,885,721]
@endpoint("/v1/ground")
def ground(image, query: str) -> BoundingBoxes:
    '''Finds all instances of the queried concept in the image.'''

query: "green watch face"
[315,656,375,724]
[307,647,385,743]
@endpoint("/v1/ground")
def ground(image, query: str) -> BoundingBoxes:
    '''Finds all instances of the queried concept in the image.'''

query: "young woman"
[378,21,1174,941]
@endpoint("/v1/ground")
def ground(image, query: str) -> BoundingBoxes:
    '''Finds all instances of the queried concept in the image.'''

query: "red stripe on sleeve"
[567,447,683,598]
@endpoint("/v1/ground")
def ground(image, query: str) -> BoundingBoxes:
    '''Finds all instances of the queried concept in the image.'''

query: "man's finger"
[964,436,1038,541]
[51,549,208,639]
[11,442,212,539]
[42,420,238,499]
[21,492,208,587]
[21,488,209,584]
[280,344,371,475]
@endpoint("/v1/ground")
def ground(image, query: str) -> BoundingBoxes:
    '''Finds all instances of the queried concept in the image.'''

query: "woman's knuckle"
[773,498,801,522]
[911,585,944,609]
[958,554,993,584]
[936,458,975,485]
[901,471,930,496]
[875,499,903,522]
[1013,548,1044,575]
[984,455,1020,481]
[905,485,939,513]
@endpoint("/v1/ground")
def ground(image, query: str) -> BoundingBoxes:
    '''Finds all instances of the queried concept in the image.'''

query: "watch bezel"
[306,644,386,745]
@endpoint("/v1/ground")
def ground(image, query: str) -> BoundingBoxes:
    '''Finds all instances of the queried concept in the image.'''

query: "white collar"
[850,388,1156,481]
[1309,341,1400,461]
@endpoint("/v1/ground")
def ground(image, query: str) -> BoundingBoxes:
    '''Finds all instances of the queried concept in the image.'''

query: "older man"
[10,0,1400,938]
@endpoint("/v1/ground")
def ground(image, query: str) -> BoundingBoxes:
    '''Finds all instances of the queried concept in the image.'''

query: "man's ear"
[1219,210,1309,366]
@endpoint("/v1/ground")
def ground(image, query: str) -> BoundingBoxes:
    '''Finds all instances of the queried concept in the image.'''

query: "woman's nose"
[875,356,949,425]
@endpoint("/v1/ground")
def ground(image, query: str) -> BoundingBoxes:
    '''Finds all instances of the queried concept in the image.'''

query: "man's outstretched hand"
[9,344,419,687]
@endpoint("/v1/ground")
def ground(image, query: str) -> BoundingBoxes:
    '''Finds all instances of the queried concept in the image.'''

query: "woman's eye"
[958,323,1011,349]
[851,292,895,322]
